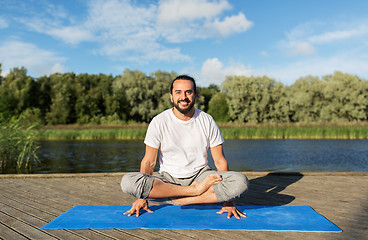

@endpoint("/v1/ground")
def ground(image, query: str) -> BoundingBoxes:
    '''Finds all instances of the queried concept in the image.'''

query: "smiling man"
[121,75,249,219]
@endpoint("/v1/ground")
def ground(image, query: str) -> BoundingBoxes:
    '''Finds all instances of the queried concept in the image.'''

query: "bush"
[207,92,231,122]
[0,121,39,174]
[19,107,43,127]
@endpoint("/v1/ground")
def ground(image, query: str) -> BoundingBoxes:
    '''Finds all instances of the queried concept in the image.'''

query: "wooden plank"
[23,178,120,205]
[119,229,200,240]
[0,210,58,240]
[1,174,367,240]
[0,202,88,240]
[0,194,119,239]
[0,180,158,240]
[0,222,29,240]
[0,178,74,209]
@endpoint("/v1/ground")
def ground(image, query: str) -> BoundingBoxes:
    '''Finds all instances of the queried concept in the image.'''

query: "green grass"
[33,123,368,140]
[220,123,368,139]
[36,128,147,140]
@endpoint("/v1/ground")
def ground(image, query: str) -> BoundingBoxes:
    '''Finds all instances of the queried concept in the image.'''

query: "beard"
[173,99,195,114]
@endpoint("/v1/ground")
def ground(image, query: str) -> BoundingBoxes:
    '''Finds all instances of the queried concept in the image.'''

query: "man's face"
[170,79,197,114]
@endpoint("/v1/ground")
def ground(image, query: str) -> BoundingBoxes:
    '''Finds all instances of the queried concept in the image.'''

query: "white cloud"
[264,53,368,85]
[204,13,253,37]
[0,17,9,29]
[86,0,161,58]
[309,26,368,44]
[0,40,67,77]
[157,0,252,42]
[157,0,231,24]
[200,58,225,85]
[272,17,368,83]
[74,0,250,61]
[11,0,252,66]
[200,58,252,85]
[289,42,315,56]
[279,19,368,56]
[260,51,268,56]
[48,26,94,45]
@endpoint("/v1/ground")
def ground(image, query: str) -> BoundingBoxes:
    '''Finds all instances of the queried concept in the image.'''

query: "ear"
[170,94,173,103]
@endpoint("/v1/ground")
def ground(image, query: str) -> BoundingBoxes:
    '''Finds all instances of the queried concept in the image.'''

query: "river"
[33,139,368,174]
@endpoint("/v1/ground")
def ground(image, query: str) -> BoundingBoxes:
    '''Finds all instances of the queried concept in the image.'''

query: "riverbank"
[34,122,368,140]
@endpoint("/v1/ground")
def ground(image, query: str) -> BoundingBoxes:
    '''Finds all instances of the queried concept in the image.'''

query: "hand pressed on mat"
[217,201,246,219]
[124,199,153,217]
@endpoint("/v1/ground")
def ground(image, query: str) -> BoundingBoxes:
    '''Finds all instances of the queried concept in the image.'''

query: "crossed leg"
[147,173,222,199]
[121,168,248,204]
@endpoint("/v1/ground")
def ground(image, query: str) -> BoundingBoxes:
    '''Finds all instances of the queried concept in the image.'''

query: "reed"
[0,121,39,173]
[36,128,147,140]
[220,124,368,139]
[33,122,368,140]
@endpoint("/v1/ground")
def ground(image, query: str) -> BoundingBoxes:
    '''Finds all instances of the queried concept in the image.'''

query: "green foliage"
[321,72,368,121]
[0,86,16,122]
[0,120,39,173]
[3,67,40,115]
[19,108,43,127]
[222,72,368,123]
[198,84,220,112]
[0,65,367,125]
[113,69,175,122]
[207,92,230,122]
[222,75,277,123]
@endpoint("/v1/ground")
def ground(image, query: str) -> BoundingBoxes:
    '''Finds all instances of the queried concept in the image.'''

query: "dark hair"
[170,75,197,94]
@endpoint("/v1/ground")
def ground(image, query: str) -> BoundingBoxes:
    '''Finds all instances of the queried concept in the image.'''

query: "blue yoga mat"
[41,205,341,232]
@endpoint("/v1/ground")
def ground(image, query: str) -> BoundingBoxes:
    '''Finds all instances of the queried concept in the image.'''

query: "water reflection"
[36,140,147,173]
[34,139,368,174]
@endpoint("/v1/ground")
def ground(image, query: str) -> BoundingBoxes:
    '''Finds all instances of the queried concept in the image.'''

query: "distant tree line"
[0,64,367,125]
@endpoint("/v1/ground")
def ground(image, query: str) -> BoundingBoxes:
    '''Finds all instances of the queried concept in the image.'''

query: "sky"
[1,0,368,86]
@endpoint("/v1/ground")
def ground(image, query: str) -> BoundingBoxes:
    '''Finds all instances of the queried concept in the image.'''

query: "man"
[121,75,248,219]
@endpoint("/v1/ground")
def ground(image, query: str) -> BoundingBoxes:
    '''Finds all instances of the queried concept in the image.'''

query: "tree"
[0,63,3,84]
[268,82,291,122]
[149,70,176,115]
[0,87,16,122]
[222,76,276,123]
[45,73,77,124]
[113,69,175,122]
[207,92,230,122]
[3,67,40,116]
[322,72,368,121]
[198,84,220,112]
[74,74,104,123]
[289,76,325,122]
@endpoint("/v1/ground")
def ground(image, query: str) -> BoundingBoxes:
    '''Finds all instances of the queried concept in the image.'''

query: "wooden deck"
[1,172,367,240]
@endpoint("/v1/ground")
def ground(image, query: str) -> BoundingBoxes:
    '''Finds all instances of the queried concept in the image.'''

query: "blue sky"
[1,0,368,86]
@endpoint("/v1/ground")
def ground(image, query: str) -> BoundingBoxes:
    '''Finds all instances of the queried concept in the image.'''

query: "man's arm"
[140,145,158,174]
[124,145,158,217]
[210,144,228,171]
[210,144,246,219]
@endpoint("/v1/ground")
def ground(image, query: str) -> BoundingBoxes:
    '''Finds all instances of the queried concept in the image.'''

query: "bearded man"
[121,75,249,219]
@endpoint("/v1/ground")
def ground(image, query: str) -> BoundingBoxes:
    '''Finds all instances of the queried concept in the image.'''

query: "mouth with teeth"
[179,100,190,106]
[174,99,194,114]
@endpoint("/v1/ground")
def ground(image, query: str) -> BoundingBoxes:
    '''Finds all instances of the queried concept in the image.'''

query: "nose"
[180,91,188,99]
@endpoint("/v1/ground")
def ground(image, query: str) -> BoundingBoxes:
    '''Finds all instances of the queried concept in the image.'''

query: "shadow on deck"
[236,172,303,206]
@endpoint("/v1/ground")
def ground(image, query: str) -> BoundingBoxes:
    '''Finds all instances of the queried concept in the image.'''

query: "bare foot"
[192,174,222,196]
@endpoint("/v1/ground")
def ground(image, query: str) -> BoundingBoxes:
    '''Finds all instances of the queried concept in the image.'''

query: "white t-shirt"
[144,108,224,178]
